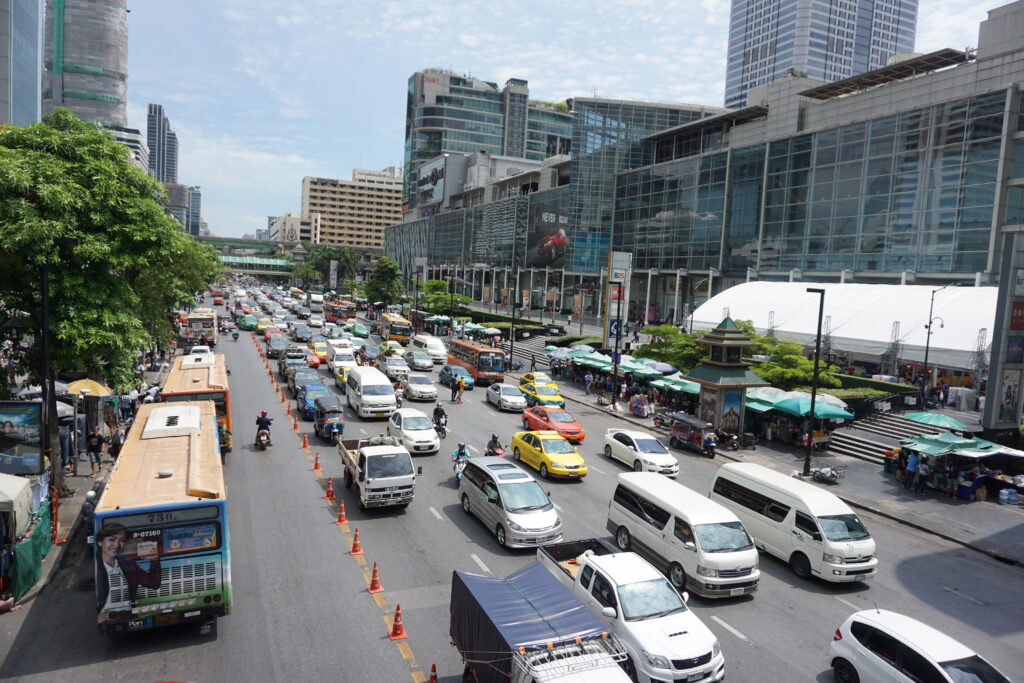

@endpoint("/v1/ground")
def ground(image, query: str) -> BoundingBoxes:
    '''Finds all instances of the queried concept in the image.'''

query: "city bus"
[447,338,505,385]
[92,400,231,635]
[183,307,218,346]
[380,312,413,344]
[325,300,357,324]
[161,353,232,453]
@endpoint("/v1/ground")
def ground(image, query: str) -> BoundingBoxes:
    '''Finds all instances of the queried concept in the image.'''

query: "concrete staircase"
[827,412,938,465]
[827,430,891,465]
[852,413,934,441]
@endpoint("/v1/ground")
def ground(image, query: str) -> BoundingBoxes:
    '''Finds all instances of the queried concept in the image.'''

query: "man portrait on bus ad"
[95,523,163,624]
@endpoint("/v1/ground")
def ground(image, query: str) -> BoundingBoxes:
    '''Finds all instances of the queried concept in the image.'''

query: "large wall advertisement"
[526,187,569,268]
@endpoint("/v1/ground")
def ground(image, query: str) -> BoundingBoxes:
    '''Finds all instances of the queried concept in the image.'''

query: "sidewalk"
[520,369,1024,568]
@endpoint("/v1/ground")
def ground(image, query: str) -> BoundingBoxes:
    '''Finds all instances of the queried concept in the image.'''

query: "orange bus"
[380,312,413,344]
[325,300,356,324]
[161,353,233,453]
[448,338,505,386]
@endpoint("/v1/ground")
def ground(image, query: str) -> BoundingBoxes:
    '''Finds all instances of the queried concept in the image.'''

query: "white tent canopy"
[0,473,33,536]
[692,282,996,370]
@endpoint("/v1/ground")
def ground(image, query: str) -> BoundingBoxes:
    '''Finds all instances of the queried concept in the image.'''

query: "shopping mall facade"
[385,3,1024,327]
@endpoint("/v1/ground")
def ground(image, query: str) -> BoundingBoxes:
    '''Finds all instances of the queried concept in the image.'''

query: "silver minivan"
[410,334,448,364]
[458,457,563,548]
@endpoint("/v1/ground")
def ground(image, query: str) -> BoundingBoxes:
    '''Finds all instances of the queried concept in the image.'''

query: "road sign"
[609,320,622,337]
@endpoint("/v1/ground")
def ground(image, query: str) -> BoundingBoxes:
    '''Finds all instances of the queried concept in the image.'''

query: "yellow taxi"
[312,341,330,363]
[519,372,553,388]
[520,382,565,409]
[255,317,274,336]
[510,430,588,479]
[381,340,404,354]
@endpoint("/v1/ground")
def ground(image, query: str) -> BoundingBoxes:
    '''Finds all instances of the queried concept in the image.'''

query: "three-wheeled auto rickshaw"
[313,396,344,444]
[666,412,713,454]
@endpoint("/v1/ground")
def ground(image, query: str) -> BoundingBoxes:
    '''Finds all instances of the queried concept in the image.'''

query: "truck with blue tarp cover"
[449,562,631,683]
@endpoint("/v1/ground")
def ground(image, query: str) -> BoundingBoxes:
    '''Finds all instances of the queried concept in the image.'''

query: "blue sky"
[126,0,997,238]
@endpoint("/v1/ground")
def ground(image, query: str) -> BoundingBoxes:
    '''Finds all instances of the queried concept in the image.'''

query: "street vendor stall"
[0,473,50,602]
[898,432,1024,501]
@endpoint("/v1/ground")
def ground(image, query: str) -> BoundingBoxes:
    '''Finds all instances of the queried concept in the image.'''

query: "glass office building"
[0,0,41,125]
[725,0,918,108]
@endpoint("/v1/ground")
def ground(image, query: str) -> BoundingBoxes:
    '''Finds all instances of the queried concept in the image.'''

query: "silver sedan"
[403,374,438,401]
[486,383,527,412]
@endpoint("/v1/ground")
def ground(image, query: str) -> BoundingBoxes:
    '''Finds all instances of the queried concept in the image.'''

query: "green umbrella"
[904,412,967,430]
[568,349,591,358]
[545,345,558,351]
[771,397,853,419]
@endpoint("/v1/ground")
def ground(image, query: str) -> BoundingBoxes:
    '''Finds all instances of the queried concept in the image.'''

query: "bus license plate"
[128,618,153,631]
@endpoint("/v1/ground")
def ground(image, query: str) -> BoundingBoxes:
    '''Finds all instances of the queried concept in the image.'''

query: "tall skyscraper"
[403,69,572,213]
[301,168,402,253]
[0,0,42,125]
[724,0,918,108]
[41,0,128,126]
[147,103,178,183]
[186,185,202,236]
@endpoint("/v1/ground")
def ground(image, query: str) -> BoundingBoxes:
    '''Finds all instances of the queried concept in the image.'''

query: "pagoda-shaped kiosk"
[683,318,768,434]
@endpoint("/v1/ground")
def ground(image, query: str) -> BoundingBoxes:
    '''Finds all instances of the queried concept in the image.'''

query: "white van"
[607,472,760,598]
[326,339,355,370]
[410,334,447,364]
[709,463,878,583]
[345,366,397,419]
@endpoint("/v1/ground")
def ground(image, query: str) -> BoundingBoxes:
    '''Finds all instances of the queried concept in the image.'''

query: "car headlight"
[696,565,718,577]
[553,517,562,528]
[823,553,844,565]
[643,458,656,466]
[713,640,721,658]
[507,520,525,532]
[642,650,671,669]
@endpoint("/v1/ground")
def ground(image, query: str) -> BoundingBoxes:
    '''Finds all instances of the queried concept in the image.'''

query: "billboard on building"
[526,189,569,268]
[0,401,44,475]
[416,157,447,205]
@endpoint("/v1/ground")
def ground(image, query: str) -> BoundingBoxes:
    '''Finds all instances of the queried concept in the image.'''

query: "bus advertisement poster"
[0,401,44,475]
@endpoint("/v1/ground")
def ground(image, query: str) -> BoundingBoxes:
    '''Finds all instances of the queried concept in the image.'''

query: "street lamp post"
[804,288,826,477]
[611,280,625,410]
[922,285,951,407]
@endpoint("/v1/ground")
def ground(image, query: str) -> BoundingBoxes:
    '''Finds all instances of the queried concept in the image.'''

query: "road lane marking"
[359,428,367,435]
[590,465,606,475]
[711,616,749,642]
[553,502,562,511]
[470,553,491,574]
[942,585,985,605]
[429,506,443,520]
[834,596,858,609]
[468,445,480,454]
[397,642,414,659]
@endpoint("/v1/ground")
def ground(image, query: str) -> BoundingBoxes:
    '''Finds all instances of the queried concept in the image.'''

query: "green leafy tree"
[417,279,471,315]
[293,242,359,287]
[637,324,708,372]
[755,338,840,390]
[363,256,404,308]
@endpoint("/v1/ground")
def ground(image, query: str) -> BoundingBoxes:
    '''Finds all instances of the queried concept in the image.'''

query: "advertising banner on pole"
[483,286,491,305]
[329,260,338,290]
[573,294,583,320]
[521,290,530,311]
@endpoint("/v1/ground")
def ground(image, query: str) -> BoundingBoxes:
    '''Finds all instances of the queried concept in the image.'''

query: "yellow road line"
[397,642,414,659]
[411,672,426,683]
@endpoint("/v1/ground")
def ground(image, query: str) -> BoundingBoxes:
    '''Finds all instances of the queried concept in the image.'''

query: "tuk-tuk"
[313,396,344,444]
[666,412,712,453]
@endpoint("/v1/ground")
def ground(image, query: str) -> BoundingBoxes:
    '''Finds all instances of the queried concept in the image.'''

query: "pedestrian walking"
[119,390,132,421]
[584,371,594,395]
[915,457,931,495]
[85,425,107,478]
[904,451,920,490]
[110,425,125,461]
[456,376,466,404]
[450,378,459,403]
[530,356,537,372]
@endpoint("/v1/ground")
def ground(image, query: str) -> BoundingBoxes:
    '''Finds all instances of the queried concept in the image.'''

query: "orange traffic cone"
[313,452,322,471]
[335,500,348,524]
[286,404,292,417]
[301,432,310,449]
[367,562,384,593]
[388,603,408,640]
[324,477,335,500]
[428,664,438,683]
[349,528,364,555]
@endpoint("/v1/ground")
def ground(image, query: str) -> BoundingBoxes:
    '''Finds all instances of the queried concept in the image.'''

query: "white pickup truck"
[339,436,420,510]
[538,539,724,683]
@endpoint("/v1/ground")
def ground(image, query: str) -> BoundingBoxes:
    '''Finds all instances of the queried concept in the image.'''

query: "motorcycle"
[703,436,717,459]
[811,460,846,485]
[652,409,674,429]
[434,414,448,439]
[452,452,469,481]
[232,331,239,341]
[255,428,272,451]
[720,431,741,451]
[740,432,758,450]
[510,360,524,372]
[395,392,403,409]
[485,445,506,459]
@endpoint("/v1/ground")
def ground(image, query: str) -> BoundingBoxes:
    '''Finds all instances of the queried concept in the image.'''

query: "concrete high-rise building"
[0,0,42,125]
[41,0,128,127]
[186,185,202,236]
[724,0,918,108]
[403,69,572,213]
[269,211,319,243]
[147,103,178,183]
[163,182,188,230]
[106,124,148,170]
[301,168,402,254]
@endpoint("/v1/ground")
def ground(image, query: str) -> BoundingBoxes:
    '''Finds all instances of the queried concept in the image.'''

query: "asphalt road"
[2,325,1022,683]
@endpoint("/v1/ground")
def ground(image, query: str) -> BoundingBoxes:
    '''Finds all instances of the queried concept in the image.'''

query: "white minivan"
[607,472,759,598]
[709,463,878,582]
[345,366,397,419]
[410,334,447,364]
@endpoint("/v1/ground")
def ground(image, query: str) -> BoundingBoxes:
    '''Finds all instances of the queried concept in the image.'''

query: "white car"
[603,429,679,477]
[308,314,324,328]
[386,408,440,454]
[828,609,1011,683]
[486,383,527,412]
[403,375,438,401]
[383,356,411,381]
[403,350,434,372]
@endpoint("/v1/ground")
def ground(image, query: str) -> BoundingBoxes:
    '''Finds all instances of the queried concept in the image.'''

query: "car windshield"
[411,352,429,360]
[409,376,431,385]
[389,358,408,367]
[535,386,558,396]
[694,522,754,552]
[478,353,504,371]
[635,438,668,454]
[500,386,523,396]
[939,655,1010,683]
[817,514,871,541]
[338,354,355,363]
[500,481,551,512]
[548,411,573,423]
[270,339,287,347]
[362,385,393,396]
[404,416,433,431]
[541,439,575,454]
[304,390,333,403]
[617,578,686,621]
[366,453,414,478]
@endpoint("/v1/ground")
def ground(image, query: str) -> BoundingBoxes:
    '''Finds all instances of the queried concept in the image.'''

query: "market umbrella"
[568,348,591,358]
[17,380,70,399]
[481,327,501,336]
[571,344,594,353]
[904,412,967,431]
[547,348,572,360]
[67,378,113,398]
[544,345,558,351]
[424,315,449,323]
[646,361,677,374]
[771,397,853,419]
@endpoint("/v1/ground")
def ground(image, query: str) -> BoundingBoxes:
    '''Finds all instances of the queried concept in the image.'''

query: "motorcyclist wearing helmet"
[486,433,503,456]
[432,403,447,426]
[451,441,469,463]
[255,410,273,446]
